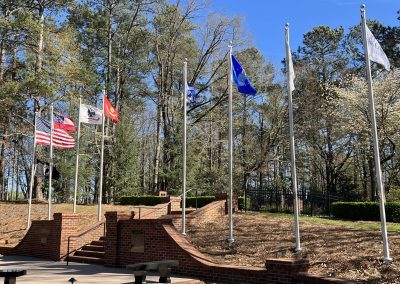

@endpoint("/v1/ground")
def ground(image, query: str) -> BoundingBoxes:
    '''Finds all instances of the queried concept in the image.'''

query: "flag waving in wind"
[186,83,196,106]
[54,114,76,132]
[104,95,119,123]
[286,33,295,94]
[231,55,257,96]
[365,25,391,71]
[80,104,102,124]
[35,116,75,149]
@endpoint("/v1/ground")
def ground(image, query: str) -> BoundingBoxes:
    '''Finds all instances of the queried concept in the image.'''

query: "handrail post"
[67,236,70,266]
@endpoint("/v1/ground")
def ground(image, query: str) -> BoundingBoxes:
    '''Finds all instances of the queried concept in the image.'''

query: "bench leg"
[134,271,146,284]
[159,267,171,283]
[4,277,16,284]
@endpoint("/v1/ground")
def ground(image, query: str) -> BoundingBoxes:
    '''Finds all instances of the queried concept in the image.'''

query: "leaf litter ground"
[1,203,400,283]
[186,212,400,283]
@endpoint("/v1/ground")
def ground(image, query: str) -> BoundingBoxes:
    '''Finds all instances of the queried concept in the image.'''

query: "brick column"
[53,213,79,260]
[104,212,130,266]
[169,196,181,212]
[105,211,118,266]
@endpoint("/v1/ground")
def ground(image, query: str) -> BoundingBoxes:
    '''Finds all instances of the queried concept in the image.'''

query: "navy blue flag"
[186,83,196,106]
[231,55,257,96]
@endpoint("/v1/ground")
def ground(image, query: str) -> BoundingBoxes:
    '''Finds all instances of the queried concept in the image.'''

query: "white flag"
[366,25,390,71]
[80,104,103,124]
[285,30,295,93]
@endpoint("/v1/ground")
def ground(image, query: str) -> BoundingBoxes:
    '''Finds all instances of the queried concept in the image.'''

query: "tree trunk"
[368,152,376,201]
[325,122,336,194]
[16,151,20,200]
[241,97,247,195]
[0,32,6,82]
[140,139,145,190]
[36,5,44,73]
[0,126,8,200]
[12,33,17,80]
[153,101,162,192]
[153,65,163,192]
[258,113,264,191]
[106,1,113,97]
[33,3,45,200]
[10,143,17,200]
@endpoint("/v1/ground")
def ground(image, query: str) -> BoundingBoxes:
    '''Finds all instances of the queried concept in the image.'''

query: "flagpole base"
[383,257,392,264]
[295,247,302,253]
[226,238,235,244]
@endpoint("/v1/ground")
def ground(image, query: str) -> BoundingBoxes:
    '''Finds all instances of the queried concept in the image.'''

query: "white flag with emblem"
[79,104,103,125]
[365,25,390,71]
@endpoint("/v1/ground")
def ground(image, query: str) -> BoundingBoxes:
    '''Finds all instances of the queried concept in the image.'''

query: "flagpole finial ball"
[229,40,233,45]
[361,4,365,10]
[286,23,289,27]
[184,58,187,63]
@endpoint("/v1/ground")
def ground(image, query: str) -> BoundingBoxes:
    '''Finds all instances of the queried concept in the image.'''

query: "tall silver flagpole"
[98,90,106,222]
[285,23,301,252]
[227,42,234,243]
[48,104,54,220]
[360,4,391,262]
[27,112,37,229]
[73,97,82,213]
[182,59,187,235]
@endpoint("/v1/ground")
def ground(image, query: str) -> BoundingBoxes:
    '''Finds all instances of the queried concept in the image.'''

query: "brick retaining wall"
[0,213,105,261]
[104,213,349,283]
[0,213,78,260]
[172,200,225,231]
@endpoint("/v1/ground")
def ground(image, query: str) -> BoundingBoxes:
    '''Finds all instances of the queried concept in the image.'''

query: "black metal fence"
[245,186,346,216]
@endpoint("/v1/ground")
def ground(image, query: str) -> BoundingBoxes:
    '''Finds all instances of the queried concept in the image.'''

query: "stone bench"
[126,260,179,284]
[0,269,27,284]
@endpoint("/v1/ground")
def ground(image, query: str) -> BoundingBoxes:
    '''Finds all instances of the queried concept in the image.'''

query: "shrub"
[238,196,250,210]
[119,196,166,206]
[331,202,400,222]
[186,196,215,208]
[387,187,400,202]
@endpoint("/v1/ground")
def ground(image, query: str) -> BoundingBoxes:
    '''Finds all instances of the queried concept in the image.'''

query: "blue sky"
[206,0,399,68]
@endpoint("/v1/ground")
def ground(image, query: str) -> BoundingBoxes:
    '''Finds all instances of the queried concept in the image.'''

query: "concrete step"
[90,240,104,246]
[74,250,105,258]
[68,255,104,264]
[82,244,104,252]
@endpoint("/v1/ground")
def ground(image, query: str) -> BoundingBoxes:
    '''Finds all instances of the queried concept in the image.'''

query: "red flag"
[53,113,76,132]
[103,95,119,123]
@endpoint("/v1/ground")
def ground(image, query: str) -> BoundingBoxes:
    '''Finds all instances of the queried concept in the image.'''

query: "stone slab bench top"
[0,269,27,277]
[127,260,179,271]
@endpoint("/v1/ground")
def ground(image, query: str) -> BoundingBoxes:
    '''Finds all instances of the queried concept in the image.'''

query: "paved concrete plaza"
[0,255,202,283]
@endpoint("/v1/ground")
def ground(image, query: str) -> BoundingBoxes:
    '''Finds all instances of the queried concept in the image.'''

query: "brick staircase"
[68,236,105,264]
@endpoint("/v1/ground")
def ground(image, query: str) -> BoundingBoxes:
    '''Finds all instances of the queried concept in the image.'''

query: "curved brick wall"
[104,213,310,283]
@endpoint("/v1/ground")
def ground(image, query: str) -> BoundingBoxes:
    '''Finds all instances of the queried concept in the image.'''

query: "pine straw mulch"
[186,212,400,283]
[0,202,137,246]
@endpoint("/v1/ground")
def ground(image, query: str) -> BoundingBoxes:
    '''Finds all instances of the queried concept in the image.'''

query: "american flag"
[35,116,76,149]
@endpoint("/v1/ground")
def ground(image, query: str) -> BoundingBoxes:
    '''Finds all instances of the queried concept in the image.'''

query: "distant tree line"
[0,1,399,204]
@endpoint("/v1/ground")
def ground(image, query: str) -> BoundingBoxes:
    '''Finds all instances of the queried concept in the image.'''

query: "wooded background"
[0,0,399,205]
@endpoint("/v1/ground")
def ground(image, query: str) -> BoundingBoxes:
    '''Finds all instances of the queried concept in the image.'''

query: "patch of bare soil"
[186,212,400,283]
[0,202,136,246]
